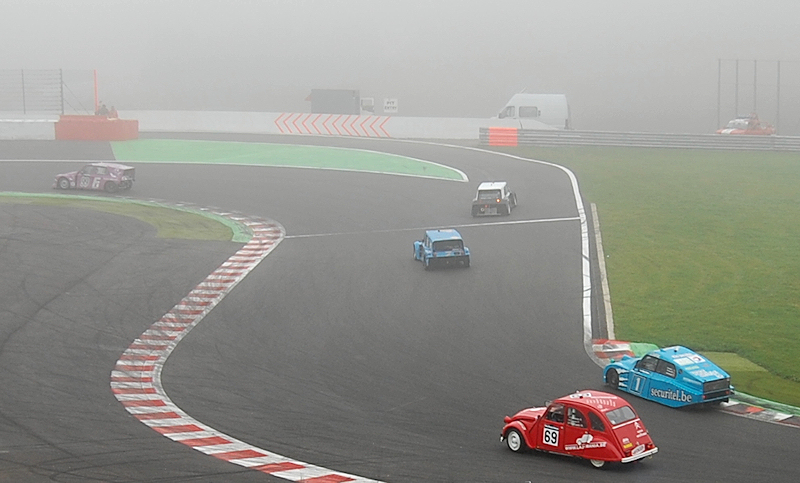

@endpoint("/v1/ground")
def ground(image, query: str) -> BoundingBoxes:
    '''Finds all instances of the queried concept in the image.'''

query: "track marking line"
[285,215,580,239]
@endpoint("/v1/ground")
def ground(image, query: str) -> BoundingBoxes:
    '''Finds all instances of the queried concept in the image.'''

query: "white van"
[496,93,571,130]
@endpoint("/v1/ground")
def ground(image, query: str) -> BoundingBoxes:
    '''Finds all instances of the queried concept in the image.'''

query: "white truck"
[495,93,571,130]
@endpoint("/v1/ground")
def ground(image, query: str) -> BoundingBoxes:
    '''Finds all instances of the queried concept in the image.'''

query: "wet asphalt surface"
[0,138,797,482]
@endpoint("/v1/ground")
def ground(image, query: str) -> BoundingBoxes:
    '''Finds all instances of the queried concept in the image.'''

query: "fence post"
[60,69,65,115]
[21,70,26,114]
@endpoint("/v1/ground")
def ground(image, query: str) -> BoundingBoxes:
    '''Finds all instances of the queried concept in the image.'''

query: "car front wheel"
[606,369,619,389]
[57,177,70,189]
[505,429,525,453]
[104,181,118,193]
[590,459,607,469]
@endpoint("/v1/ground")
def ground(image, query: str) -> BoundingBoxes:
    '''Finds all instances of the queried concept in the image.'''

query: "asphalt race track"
[1,136,798,482]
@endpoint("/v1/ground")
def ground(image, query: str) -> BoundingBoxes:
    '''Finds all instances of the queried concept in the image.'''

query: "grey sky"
[2,0,799,133]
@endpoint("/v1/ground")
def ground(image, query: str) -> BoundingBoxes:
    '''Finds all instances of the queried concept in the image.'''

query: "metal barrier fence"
[0,69,95,116]
[479,127,800,151]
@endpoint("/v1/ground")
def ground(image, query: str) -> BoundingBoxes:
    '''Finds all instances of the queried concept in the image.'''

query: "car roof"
[90,162,134,169]
[553,390,631,413]
[477,181,506,190]
[649,346,729,380]
[425,228,463,242]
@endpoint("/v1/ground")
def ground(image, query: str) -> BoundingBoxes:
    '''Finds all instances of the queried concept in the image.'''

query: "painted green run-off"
[496,145,800,408]
[111,139,465,180]
[0,192,246,242]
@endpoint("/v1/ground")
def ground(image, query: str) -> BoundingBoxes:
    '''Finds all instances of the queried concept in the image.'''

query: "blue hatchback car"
[413,229,470,270]
[603,346,733,408]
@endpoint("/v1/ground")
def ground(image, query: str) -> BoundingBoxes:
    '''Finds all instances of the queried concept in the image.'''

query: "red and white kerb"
[111,209,383,482]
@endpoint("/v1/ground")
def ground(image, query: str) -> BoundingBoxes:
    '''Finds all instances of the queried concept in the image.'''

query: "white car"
[471,181,517,216]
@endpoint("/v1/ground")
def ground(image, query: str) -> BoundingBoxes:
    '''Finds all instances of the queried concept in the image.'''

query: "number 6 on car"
[53,162,135,193]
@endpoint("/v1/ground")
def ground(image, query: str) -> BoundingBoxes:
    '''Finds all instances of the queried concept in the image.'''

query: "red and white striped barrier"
[274,113,391,137]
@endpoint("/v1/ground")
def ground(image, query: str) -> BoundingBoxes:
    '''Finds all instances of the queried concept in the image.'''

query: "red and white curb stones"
[592,339,634,362]
[111,207,384,482]
[720,400,800,428]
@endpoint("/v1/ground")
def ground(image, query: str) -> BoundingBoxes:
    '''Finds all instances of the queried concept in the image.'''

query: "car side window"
[656,359,677,378]
[637,355,658,372]
[588,411,606,432]
[498,106,515,119]
[545,403,564,423]
[567,407,587,428]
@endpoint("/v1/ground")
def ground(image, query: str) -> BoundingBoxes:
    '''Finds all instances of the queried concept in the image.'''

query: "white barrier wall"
[0,119,56,140]
[119,110,556,140]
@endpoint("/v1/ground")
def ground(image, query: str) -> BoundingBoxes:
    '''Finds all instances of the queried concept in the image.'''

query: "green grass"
[497,146,800,407]
[111,139,466,180]
[0,194,234,241]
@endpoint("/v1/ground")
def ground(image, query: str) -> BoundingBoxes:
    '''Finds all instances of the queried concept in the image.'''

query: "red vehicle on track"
[53,162,135,193]
[500,390,658,469]
[716,114,775,135]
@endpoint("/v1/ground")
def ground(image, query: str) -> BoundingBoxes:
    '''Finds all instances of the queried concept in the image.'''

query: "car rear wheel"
[606,369,619,388]
[590,459,607,469]
[57,177,70,190]
[505,429,525,453]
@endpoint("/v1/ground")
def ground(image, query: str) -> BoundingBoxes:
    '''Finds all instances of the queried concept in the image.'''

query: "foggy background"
[2,0,799,134]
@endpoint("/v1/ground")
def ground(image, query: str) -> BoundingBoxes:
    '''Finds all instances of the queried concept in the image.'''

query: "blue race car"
[603,346,734,408]
[413,229,470,270]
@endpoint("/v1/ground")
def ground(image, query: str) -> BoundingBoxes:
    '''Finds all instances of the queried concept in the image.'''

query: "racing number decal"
[92,177,101,189]
[543,425,559,447]
[631,375,644,394]
[79,176,91,188]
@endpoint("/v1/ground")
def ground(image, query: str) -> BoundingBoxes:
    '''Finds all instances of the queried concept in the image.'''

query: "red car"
[500,390,657,469]
[54,162,135,193]
[716,114,775,135]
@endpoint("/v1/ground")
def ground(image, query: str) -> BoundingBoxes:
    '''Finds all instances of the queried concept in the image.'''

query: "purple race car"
[54,162,135,193]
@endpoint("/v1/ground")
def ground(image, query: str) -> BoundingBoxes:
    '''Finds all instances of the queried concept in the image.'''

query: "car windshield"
[432,240,463,251]
[478,190,501,201]
[604,405,637,426]
[725,119,749,129]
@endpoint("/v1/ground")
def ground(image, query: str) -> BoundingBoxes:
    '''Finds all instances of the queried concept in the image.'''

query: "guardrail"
[479,127,800,151]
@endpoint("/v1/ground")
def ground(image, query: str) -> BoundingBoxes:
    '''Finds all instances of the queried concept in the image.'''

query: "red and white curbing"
[111,207,384,482]
[592,339,634,363]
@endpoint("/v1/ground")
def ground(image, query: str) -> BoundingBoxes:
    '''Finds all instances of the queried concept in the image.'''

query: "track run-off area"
[0,135,798,482]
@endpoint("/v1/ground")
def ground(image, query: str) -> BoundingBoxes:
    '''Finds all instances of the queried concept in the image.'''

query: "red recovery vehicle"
[500,390,658,469]
[716,114,775,135]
